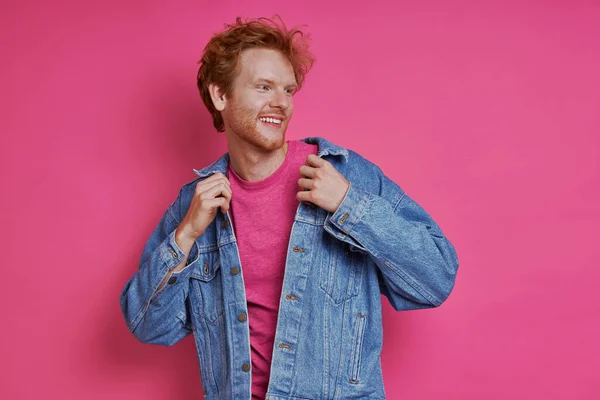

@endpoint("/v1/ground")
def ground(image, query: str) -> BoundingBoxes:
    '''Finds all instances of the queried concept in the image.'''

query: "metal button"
[292,247,306,253]
[242,363,250,372]
[168,248,178,259]
[167,276,177,284]
[230,266,240,275]
[339,213,349,224]
[238,313,247,322]
[222,219,229,228]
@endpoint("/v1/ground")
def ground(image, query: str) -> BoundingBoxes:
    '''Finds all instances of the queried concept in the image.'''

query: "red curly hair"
[197,16,315,132]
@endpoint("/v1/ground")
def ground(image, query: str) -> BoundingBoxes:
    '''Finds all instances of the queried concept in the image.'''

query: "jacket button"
[169,248,178,259]
[222,219,229,228]
[167,276,177,284]
[242,363,250,372]
[230,266,240,275]
[339,213,349,224]
[238,313,247,322]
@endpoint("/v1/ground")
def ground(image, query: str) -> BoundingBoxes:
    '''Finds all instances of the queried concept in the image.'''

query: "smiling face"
[219,48,298,151]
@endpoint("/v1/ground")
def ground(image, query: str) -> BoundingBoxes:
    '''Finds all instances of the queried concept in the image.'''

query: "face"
[220,48,297,151]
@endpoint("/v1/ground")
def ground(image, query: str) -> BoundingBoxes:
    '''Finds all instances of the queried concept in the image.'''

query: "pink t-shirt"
[226,140,318,400]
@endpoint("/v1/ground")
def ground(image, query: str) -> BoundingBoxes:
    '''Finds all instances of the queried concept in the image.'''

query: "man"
[120,16,459,400]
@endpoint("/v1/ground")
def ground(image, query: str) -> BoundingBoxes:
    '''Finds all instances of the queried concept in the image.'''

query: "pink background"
[2,0,598,399]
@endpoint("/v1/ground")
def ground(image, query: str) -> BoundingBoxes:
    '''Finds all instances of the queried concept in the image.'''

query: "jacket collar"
[193,136,349,179]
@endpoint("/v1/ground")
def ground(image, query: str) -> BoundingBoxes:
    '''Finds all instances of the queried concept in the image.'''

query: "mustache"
[258,111,286,118]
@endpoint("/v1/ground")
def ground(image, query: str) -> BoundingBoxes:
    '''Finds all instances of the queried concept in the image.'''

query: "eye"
[285,87,297,95]
[258,84,270,91]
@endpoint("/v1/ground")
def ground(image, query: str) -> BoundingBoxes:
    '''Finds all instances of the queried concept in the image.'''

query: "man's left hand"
[297,154,350,213]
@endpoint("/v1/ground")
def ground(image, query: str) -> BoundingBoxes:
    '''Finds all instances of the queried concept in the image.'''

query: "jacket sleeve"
[323,167,459,311]
[120,188,200,345]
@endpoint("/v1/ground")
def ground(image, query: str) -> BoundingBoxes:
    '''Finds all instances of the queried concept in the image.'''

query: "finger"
[297,178,315,190]
[200,172,227,183]
[196,173,231,189]
[306,154,325,167]
[299,165,317,178]
[201,182,232,203]
[203,197,229,214]
[296,190,311,203]
[218,196,230,214]
[196,178,231,194]
[197,174,231,188]
[202,190,231,214]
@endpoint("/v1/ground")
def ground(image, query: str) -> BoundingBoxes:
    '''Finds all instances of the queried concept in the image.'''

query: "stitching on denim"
[382,259,441,306]
[198,314,220,393]
[334,187,371,239]
[349,313,367,383]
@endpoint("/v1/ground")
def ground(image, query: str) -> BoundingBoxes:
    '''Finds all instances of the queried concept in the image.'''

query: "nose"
[269,89,291,110]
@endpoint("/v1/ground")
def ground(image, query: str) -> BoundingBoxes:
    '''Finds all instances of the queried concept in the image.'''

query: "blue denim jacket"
[120,136,459,400]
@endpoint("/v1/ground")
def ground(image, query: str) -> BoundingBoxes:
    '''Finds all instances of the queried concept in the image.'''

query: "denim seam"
[349,313,367,383]
[381,259,442,306]
[288,224,314,397]
[349,193,442,306]
[322,292,331,398]
[128,256,172,333]
[328,186,370,239]
[198,314,219,393]
[327,187,441,305]
[388,192,445,305]
[319,238,362,303]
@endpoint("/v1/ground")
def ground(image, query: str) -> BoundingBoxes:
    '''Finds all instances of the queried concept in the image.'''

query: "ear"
[208,83,227,111]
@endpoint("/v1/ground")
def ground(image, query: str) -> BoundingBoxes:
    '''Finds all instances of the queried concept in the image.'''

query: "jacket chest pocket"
[319,242,365,303]
[189,251,224,323]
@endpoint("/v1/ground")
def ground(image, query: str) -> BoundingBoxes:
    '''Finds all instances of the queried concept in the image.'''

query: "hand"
[177,172,232,241]
[297,154,350,213]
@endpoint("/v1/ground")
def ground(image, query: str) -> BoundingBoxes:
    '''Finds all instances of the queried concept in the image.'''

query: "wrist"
[175,223,198,250]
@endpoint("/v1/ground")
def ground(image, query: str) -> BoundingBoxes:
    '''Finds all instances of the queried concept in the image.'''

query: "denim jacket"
[120,136,459,400]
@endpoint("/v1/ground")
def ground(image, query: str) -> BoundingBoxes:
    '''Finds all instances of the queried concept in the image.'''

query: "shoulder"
[299,136,380,172]
[319,137,383,177]
[322,139,404,203]
[169,153,230,220]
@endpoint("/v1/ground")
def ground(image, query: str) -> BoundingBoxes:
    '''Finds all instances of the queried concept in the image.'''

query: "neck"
[225,133,289,182]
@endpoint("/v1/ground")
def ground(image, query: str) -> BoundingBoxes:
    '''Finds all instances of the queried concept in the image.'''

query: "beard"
[225,101,288,152]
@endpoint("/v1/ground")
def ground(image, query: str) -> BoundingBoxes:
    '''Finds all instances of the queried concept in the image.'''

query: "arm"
[119,189,200,346]
[156,227,196,290]
[323,170,459,311]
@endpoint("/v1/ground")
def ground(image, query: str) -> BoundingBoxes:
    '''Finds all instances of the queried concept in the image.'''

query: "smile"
[258,116,282,125]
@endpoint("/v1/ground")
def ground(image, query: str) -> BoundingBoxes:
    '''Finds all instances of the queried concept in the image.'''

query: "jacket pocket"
[348,313,367,384]
[189,250,224,323]
[320,241,365,303]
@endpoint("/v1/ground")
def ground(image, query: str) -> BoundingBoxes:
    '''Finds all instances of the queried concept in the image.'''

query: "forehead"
[236,48,296,84]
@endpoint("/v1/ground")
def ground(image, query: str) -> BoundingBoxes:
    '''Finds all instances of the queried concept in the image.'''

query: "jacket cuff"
[160,230,200,272]
[325,182,370,236]
[154,231,200,296]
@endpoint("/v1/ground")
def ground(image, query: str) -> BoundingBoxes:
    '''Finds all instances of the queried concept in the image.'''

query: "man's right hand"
[176,172,232,246]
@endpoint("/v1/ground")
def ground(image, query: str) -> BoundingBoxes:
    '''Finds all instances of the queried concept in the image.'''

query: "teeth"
[259,117,282,124]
